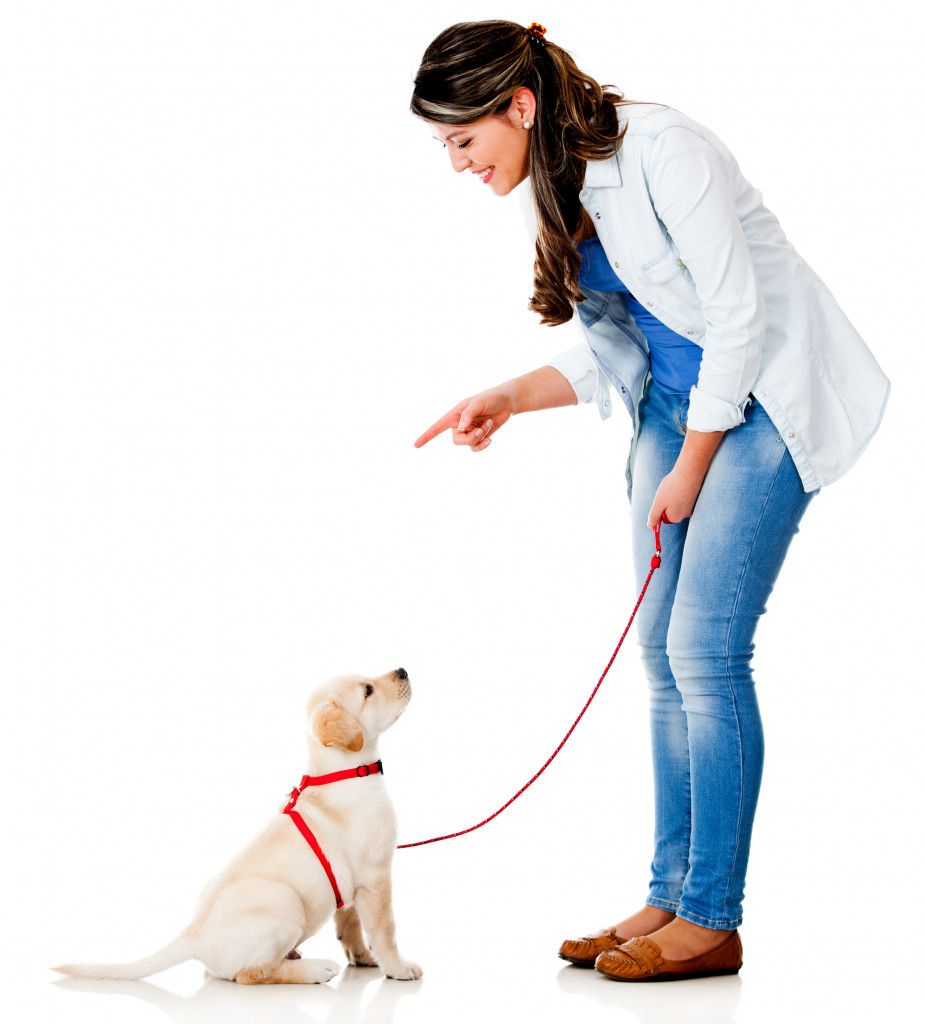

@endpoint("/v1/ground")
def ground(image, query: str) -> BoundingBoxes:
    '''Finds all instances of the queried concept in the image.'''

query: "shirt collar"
[583,155,623,189]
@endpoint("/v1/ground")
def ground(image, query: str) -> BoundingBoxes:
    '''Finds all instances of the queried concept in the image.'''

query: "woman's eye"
[364,684,374,698]
[457,139,472,149]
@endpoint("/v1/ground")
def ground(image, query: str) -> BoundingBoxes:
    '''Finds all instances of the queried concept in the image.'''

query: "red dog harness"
[282,760,383,909]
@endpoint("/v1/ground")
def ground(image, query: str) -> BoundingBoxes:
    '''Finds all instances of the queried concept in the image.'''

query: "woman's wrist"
[674,429,724,479]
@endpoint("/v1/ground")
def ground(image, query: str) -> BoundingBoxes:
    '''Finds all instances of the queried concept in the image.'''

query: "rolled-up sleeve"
[645,128,766,432]
[547,343,613,419]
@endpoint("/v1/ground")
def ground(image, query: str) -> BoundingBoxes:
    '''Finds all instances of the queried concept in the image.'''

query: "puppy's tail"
[52,935,194,980]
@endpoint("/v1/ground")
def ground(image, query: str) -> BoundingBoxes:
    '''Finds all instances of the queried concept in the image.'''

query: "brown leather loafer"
[595,931,742,982]
[558,926,629,968]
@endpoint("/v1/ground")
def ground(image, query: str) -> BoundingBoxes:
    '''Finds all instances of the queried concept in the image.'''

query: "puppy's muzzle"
[394,667,411,703]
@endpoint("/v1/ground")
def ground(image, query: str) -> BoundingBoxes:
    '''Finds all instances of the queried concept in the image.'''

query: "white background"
[2,2,921,1022]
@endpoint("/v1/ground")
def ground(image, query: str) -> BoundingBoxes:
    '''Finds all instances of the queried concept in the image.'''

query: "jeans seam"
[676,906,743,930]
[717,442,788,920]
[639,635,692,897]
[647,896,680,913]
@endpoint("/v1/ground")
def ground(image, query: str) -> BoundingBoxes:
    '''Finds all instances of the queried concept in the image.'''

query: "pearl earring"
[523,120,533,129]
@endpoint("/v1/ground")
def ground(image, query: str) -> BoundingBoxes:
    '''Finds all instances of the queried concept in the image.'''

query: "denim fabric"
[630,379,814,929]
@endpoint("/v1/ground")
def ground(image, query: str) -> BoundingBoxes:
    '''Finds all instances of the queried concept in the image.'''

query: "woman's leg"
[632,386,814,933]
[630,382,691,915]
[558,382,686,966]
[667,398,813,929]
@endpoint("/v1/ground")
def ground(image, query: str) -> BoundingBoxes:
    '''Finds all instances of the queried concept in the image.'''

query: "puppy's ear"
[312,700,364,753]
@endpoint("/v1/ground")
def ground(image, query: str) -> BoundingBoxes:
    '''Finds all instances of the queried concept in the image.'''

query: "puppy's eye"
[364,684,374,699]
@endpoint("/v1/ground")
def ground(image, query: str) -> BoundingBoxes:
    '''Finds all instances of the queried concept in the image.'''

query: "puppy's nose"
[395,667,408,680]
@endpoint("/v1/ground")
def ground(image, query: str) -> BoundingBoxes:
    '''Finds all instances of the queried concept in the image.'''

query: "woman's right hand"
[414,388,515,452]
[414,366,577,452]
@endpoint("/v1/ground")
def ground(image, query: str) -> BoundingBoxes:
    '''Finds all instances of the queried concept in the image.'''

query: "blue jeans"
[630,380,814,930]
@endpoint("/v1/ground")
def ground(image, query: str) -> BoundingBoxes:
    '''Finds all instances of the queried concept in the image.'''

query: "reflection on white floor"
[38,857,916,1024]
[47,962,746,1024]
[556,964,742,1023]
[51,965,423,1024]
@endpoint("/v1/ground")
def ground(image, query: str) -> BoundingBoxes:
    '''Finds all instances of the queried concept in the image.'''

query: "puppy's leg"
[335,905,377,967]
[354,880,422,980]
[198,879,317,983]
[236,958,340,985]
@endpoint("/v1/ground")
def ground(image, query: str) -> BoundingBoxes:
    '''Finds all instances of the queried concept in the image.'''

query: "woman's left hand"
[647,466,705,527]
[647,428,726,527]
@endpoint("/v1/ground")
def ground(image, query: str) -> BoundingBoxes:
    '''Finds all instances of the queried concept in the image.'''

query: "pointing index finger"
[414,410,460,448]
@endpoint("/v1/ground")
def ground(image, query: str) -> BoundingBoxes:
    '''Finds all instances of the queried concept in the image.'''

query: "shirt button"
[686,330,696,336]
[613,260,619,268]
[594,212,601,220]
[604,399,611,407]
[677,259,684,267]
[788,432,795,439]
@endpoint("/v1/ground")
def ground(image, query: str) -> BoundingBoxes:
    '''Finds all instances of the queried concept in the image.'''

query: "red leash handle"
[397,521,663,849]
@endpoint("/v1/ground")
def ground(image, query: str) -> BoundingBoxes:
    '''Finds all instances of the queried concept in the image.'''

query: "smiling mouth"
[474,166,495,184]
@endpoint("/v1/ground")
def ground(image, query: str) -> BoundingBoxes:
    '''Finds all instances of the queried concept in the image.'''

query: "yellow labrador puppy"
[54,669,421,984]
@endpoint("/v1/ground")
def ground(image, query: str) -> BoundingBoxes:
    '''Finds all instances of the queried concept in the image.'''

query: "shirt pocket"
[640,242,700,310]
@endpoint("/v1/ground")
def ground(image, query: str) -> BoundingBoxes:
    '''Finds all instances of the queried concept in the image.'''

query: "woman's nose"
[447,147,469,173]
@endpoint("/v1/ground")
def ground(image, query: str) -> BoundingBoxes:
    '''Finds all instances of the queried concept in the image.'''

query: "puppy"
[54,668,421,984]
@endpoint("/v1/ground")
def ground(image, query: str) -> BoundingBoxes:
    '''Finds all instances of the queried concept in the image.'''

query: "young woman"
[410,20,888,982]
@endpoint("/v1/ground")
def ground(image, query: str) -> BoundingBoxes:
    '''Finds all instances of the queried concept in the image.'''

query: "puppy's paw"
[304,958,341,984]
[346,948,378,968]
[384,959,423,981]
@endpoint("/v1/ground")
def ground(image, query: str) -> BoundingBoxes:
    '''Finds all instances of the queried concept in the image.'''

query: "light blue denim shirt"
[530,104,890,491]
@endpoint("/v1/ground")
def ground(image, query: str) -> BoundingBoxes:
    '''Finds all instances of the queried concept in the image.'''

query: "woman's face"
[429,102,531,197]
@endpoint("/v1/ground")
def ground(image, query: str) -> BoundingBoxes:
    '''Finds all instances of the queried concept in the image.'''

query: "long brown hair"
[411,20,626,326]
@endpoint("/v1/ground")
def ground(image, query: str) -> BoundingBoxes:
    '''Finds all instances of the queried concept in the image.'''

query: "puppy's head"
[307,668,412,755]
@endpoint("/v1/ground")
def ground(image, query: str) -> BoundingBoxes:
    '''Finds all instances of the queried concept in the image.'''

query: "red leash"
[397,521,663,849]
[282,523,662,867]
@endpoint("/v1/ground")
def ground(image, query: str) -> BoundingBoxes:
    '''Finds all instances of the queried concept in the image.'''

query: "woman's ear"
[311,700,364,753]
[507,87,537,126]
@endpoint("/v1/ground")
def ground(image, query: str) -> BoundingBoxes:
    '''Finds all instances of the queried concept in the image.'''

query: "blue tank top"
[576,235,702,396]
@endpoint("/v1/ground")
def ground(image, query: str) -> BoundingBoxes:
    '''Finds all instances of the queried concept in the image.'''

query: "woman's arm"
[642,127,761,521]
[645,126,766,432]
[414,365,577,452]
[648,428,724,526]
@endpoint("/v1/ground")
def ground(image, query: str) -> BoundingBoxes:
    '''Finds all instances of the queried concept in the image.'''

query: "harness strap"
[283,806,345,908]
[294,760,383,788]
[281,760,383,910]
